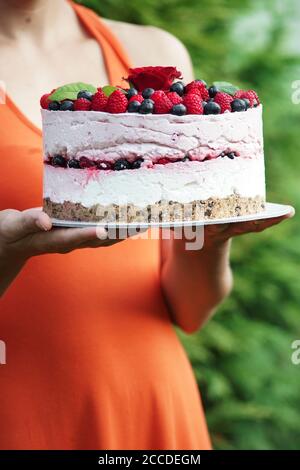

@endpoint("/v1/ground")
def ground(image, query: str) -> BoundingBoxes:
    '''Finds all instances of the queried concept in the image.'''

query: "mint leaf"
[102,85,125,97]
[49,82,97,101]
[213,81,239,96]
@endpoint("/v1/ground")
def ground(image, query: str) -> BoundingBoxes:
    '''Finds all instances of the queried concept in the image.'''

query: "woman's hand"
[0,208,139,296]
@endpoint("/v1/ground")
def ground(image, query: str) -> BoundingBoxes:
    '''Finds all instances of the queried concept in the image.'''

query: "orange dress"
[0,1,211,450]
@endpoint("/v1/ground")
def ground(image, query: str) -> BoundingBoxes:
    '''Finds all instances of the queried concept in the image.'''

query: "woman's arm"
[161,215,294,334]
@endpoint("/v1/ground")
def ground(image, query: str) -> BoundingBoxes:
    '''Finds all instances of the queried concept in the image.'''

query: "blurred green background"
[78,0,300,450]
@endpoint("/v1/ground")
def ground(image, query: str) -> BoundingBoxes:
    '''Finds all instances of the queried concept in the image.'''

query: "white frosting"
[44,158,266,207]
[41,106,264,162]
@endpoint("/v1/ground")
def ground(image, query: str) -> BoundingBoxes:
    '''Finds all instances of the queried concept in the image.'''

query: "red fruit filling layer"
[45,151,239,171]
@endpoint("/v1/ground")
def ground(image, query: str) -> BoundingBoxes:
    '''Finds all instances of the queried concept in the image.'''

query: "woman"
[0,0,293,450]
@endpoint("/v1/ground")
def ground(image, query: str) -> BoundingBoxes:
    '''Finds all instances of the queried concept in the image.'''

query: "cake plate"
[51,202,294,229]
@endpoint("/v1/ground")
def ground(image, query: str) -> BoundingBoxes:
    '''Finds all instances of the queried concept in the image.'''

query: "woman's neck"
[0,0,76,45]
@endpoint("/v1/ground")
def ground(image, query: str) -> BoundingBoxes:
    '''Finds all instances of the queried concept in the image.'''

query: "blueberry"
[127,100,141,113]
[227,152,235,159]
[98,161,111,170]
[114,159,130,171]
[52,155,66,167]
[182,156,190,162]
[142,88,154,99]
[139,99,154,114]
[68,159,80,168]
[208,85,218,98]
[48,101,60,111]
[204,101,221,115]
[171,104,187,116]
[170,81,185,96]
[131,158,144,169]
[126,88,138,100]
[77,90,93,101]
[231,98,246,112]
[202,101,207,107]
[242,98,250,110]
[60,100,74,111]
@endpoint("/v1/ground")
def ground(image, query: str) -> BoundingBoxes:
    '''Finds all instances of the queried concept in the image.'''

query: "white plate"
[51,202,294,229]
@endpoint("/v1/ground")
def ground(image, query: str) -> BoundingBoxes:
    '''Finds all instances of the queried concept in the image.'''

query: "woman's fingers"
[0,209,52,242]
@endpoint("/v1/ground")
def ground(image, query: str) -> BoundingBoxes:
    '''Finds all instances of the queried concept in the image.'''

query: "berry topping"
[52,155,66,167]
[127,100,142,113]
[166,91,183,105]
[142,88,155,99]
[106,89,127,114]
[208,85,218,98]
[128,93,144,104]
[152,92,172,114]
[79,157,97,169]
[204,101,221,114]
[48,101,60,111]
[242,98,250,110]
[68,159,80,168]
[77,90,93,101]
[114,159,130,171]
[185,80,209,101]
[231,98,247,112]
[60,100,74,111]
[213,92,233,113]
[170,81,185,96]
[227,152,235,159]
[139,99,154,114]
[40,93,51,109]
[91,90,108,111]
[183,93,203,114]
[131,158,144,169]
[171,104,187,116]
[234,89,260,107]
[125,66,182,91]
[74,98,92,111]
[126,88,138,100]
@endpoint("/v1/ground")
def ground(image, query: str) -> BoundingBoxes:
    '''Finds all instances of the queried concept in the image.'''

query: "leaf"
[49,82,97,101]
[102,85,118,97]
[213,81,239,96]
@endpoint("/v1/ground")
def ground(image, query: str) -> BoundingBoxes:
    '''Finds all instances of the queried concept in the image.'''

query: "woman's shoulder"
[102,18,194,79]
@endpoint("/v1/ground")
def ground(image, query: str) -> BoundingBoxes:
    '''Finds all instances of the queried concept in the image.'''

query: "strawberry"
[183,93,203,114]
[213,92,233,113]
[74,98,91,111]
[105,89,128,113]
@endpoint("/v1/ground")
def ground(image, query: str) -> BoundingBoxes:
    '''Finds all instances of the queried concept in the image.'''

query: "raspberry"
[128,94,144,104]
[183,93,203,114]
[213,92,233,113]
[40,93,51,109]
[106,89,128,113]
[151,91,172,114]
[91,90,108,111]
[166,92,183,105]
[234,89,260,107]
[185,80,209,101]
[74,98,91,111]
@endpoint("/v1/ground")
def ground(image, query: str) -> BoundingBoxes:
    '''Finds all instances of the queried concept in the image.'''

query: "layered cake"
[41,66,265,223]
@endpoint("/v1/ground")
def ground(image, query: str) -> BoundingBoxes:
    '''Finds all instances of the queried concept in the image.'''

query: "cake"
[41,66,265,223]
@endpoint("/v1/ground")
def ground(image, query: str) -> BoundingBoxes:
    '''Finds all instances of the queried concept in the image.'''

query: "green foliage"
[77,0,300,449]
